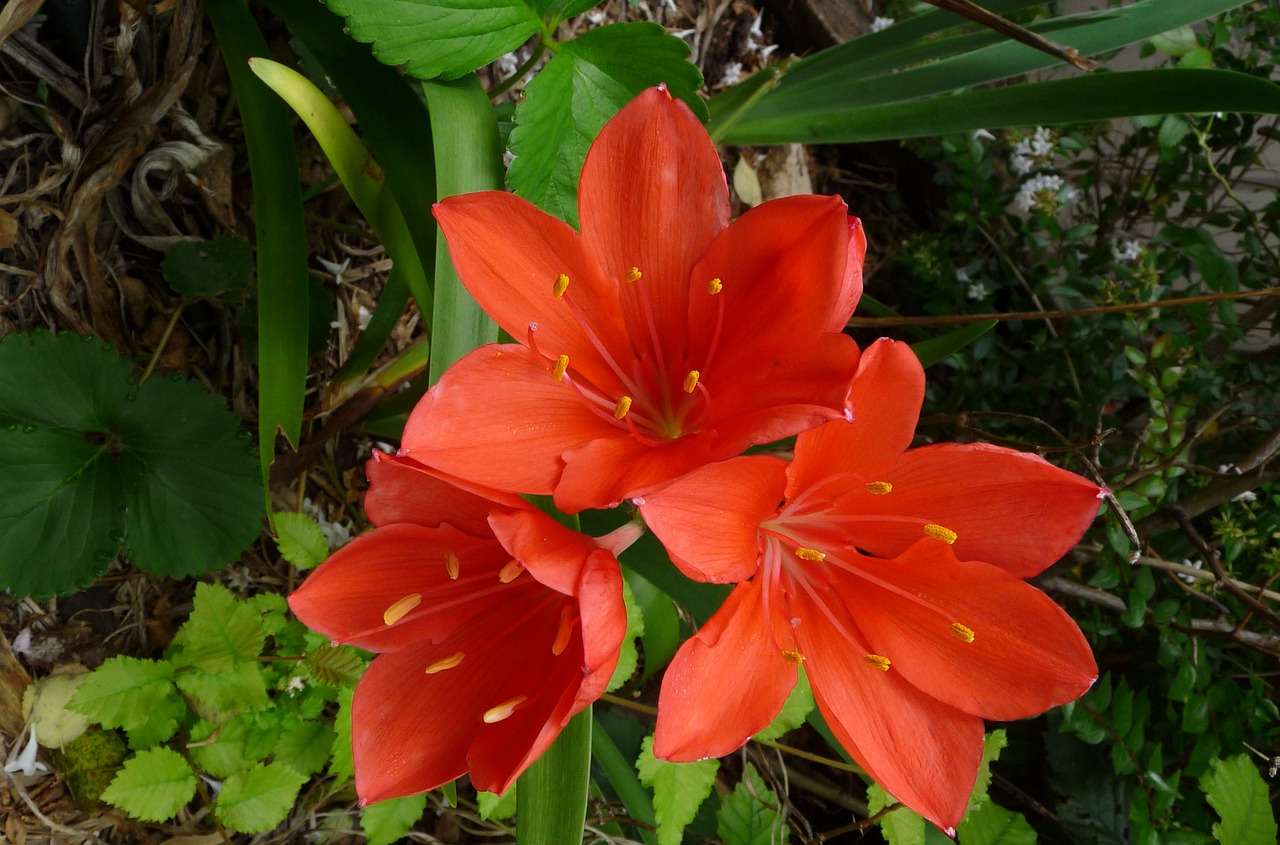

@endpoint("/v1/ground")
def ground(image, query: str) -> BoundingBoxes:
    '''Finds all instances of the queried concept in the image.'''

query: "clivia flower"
[405,86,865,513]
[638,339,1104,832]
[288,453,634,802]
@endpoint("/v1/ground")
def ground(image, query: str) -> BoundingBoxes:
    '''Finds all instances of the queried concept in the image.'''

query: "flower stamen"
[949,622,975,643]
[552,605,576,656]
[923,523,958,544]
[707,278,723,295]
[865,481,893,495]
[624,266,642,283]
[482,695,528,724]
[614,395,633,420]
[552,354,569,382]
[782,649,805,666]
[445,551,460,580]
[553,273,570,298]
[383,593,421,626]
[794,547,826,562]
[498,559,525,583]
[864,654,892,672]
[683,370,700,393]
[425,651,464,674]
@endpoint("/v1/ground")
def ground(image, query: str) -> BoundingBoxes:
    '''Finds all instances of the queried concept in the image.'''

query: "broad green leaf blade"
[637,734,719,845]
[272,510,330,570]
[591,715,657,845]
[190,714,270,778]
[178,583,268,672]
[68,656,177,732]
[1200,754,1277,845]
[516,706,593,845]
[868,783,926,845]
[425,74,503,383]
[626,566,680,683]
[477,788,518,820]
[321,0,541,80]
[717,762,789,845]
[754,669,813,742]
[912,320,997,369]
[721,69,1280,145]
[957,802,1037,845]
[362,793,429,845]
[124,691,187,750]
[101,747,197,823]
[216,762,308,833]
[175,663,271,715]
[506,22,705,229]
[207,0,310,472]
[162,235,254,299]
[272,719,337,778]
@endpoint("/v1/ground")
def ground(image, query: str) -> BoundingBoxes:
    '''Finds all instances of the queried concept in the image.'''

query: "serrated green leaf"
[507,22,704,228]
[216,761,308,833]
[101,746,197,823]
[363,793,429,845]
[968,731,1009,812]
[329,685,355,783]
[306,643,368,687]
[272,511,329,570]
[1200,754,1277,845]
[868,783,926,845]
[478,787,518,820]
[637,735,719,845]
[68,656,177,732]
[322,0,542,81]
[178,583,267,672]
[272,718,336,779]
[718,762,789,845]
[124,692,187,750]
[755,670,813,743]
[0,333,263,597]
[176,662,271,716]
[190,713,272,778]
[607,575,645,692]
[957,802,1037,845]
[162,235,254,299]
[246,592,290,638]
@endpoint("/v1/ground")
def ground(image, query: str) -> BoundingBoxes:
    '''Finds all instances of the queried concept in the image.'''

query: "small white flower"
[585,8,606,25]
[758,43,780,61]
[973,129,996,142]
[1014,173,1076,214]
[1178,558,1204,584]
[356,304,372,332]
[285,675,306,695]
[955,268,970,283]
[1219,463,1239,474]
[749,14,764,39]
[966,282,989,301]
[1009,127,1057,176]
[4,724,49,777]
[1234,490,1258,503]
[870,17,895,32]
[1111,238,1143,263]
[495,52,520,76]
[720,62,743,86]
[302,497,355,550]
[317,257,351,286]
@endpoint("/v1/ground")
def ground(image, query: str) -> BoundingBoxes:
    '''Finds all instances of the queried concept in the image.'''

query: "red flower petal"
[402,344,622,497]
[654,579,797,762]
[433,192,628,392]
[570,549,628,710]
[578,87,729,348]
[827,215,866,332]
[555,429,717,513]
[787,338,924,499]
[487,507,601,596]
[287,523,509,652]
[639,455,786,583]
[829,541,1097,721]
[364,452,520,535]
[793,586,982,834]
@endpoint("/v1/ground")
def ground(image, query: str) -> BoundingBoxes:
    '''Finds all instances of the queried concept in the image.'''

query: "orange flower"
[288,453,631,802]
[403,87,864,512]
[638,339,1103,832]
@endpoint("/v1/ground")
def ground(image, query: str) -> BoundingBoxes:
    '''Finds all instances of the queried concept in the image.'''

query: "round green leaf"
[0,332,263,596]
[100,746,197,823]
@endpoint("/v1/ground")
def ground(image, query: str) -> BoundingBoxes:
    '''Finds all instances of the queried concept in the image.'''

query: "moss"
[49,726,129,808]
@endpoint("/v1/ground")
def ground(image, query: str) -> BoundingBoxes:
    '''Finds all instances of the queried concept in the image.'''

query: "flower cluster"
[289,88,1104,833]
[1008,126,1079,216]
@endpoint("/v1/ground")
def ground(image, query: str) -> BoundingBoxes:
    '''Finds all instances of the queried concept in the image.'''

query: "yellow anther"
[708,277,723,295]
[445,550,460,580]
[424,652,464,674]
[864,654,892,672]
[482,695,528,724]
[949,623,975,643]
[683,370,700,393]
[614,395,633,420]
[923,523,958,544]
[794,547,826,562]
[552,605,575,656]
[624,266,642,283]
[865,481,893,495]
[382,593,421,626]
[782,649,805,666]
[498,559,525,583]
[553,273,570,297]
[552,354,570,382]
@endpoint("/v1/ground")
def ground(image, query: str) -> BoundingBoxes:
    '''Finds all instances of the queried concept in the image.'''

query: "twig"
[3,769,101,841]
[845,286,1280,327]
[921,0,1098,71]
[1168,508,1280,634]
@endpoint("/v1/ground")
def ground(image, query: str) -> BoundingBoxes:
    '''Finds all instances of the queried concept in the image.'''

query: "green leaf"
[755,669,813,742]
[507,22,704,228]
[968,731,1009,812]
[179,583,268,672]
[68,656,177,732]
[478,788,518,820]
[912,321,997,369]
[957,802,1037,845]
[718,762,789,845]
[322,0,542,81]
[273,718,337,778]
[175,662,271,716]
[1200,754,1277,845]
[329,685,355,783]
[272,511,330,570]
[100,747,197,823]
[162,235,254,299]
[591,715,657,844]
[0,333,262,597]
[607,575,645,692]
[626,566,680,683]
[124,692,187,750]
[216,761,308,833]
[868,783,925,845]
[190,714,271,778]
[516,707,593,845]
[305,642,368,687]
[637,734,719,845]
[362,793,429,845]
